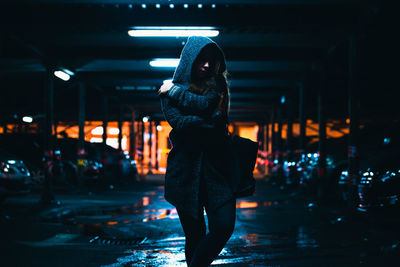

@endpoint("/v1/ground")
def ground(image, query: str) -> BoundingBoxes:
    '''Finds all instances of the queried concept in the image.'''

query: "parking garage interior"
[0,1,398,266]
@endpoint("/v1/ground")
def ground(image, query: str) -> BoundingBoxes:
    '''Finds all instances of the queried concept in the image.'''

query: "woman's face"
[192,45,221,81]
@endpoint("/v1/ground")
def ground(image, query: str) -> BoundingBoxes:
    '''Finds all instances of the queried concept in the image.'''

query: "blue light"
[198,4,203,8]
[281,96,286,104]
[141,4,147,9]
[128,4,132,8]
[129,27,219,37]
[183,4,189,8]
[212,4,216,8]
[169,4,174,8]
[384,137,390,144]
[156,4,160,8]
[149,58,180,68]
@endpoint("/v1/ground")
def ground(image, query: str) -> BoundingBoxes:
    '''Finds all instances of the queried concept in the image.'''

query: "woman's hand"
[158,80,174,95]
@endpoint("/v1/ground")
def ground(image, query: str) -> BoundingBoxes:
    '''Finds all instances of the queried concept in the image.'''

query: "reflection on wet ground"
[6,178,400,266]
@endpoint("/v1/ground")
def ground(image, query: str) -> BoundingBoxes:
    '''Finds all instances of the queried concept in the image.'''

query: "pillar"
[299,82,306,153]
[40,66,55,204]
[77,82,86,190]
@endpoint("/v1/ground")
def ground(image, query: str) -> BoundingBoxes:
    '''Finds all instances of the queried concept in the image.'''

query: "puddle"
[239,226,319,249]
[236,199,286,209]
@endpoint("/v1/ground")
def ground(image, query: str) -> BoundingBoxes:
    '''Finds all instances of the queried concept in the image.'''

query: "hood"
[172,36,226,86]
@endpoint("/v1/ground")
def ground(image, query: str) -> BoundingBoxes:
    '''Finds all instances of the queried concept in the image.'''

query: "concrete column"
[155,121,159,171]
[117,104,123,182]
[348,36,360,186]
[147,120,153,174]
[270,108,276,160]
[3,122,7,134]
[318,67,327,187]
[40,66,55,204]
[277,103,283,164]
[287,95,293,158]
[298,82,306,153]
[141,120,145,176]
[129,110,136,159]
[118,104,123,151]
[102,95,108,178]
[77,82,86,190]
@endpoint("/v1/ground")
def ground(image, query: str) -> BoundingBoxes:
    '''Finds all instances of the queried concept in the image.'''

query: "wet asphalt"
[1,175,400,267]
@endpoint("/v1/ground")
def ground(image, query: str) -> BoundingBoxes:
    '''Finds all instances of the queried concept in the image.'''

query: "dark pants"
[177,177,236,266]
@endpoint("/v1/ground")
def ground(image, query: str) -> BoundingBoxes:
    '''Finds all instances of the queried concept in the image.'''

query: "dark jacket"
[160,36,235,219]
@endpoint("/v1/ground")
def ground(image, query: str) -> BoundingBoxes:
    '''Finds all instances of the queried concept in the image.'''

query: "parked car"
[356,151,400,212]
[0,148,31,202]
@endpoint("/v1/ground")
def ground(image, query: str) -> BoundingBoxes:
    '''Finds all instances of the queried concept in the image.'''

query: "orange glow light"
[236,201,258,209]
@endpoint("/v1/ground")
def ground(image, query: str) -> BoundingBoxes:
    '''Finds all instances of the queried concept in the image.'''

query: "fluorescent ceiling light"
[150,58,180,68]
[128,26,219,37]
[54,69,74,81]
[22,116,33,123]
[54,71,70,81]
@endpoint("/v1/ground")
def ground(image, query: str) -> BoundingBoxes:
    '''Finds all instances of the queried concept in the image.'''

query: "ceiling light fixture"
[149,59,180,68]
[22,116,33,123]
[128,26,219,37]
[54,69,74,81]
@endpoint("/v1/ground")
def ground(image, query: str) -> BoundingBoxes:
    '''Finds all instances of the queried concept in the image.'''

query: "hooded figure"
[159,36,236,220]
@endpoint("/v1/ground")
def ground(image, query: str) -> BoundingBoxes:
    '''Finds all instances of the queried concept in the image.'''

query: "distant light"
[155,4,160,8]
[346,118,350,124]
[157,125,163,131]
[212,4,216,8]
[90,137,103,143]
[128,4,132,8]
[108,128,120,135]
[169,4,174,8]
[183,4,189,8]
[141,4,147,8]
[22,116,33,123]
[150,58,180,68]
[7,160,16,164]
[128,26,219,37]
[54,70,70,81]
[313,153,318,158]
[91,126,104,135]
[281,96,286,104]
[384,137,390,144]
[142,116,149,123]
[198,4,203,8]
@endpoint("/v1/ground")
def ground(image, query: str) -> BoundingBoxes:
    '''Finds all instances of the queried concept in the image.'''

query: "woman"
[159,36,236,266]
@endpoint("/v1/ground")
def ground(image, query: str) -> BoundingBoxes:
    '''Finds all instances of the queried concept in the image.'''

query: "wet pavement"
[1,175,400,266]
